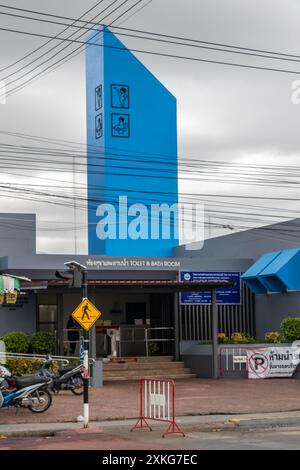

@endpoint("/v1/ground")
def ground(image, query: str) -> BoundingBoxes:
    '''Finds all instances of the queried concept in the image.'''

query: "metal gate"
[180,283,255,341]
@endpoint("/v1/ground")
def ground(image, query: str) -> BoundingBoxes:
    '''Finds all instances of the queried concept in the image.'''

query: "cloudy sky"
[1,0,300,254]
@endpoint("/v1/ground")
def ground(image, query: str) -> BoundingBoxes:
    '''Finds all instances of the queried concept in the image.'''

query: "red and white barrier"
[131,378,185,437]
[219,346,267,377]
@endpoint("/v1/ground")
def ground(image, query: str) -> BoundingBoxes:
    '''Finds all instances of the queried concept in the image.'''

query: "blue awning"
[242,247,300,294]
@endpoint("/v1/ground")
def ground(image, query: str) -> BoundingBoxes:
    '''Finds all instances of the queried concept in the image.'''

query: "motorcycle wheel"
[69,376,84,396]
[28,389,52,413]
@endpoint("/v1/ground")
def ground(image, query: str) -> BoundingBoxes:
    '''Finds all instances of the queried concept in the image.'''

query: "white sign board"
[150,392,166,408]
[233,355,247,364]
[247,347,300,379]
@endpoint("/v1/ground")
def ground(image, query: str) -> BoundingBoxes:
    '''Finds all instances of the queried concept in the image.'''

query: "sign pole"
[82,269,89,428]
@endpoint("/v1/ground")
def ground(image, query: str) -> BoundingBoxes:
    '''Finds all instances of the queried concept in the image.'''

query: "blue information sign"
[80,336,85,361]
[180,271,241,305]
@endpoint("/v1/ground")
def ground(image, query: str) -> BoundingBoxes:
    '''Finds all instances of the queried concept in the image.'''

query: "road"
[2,425,300,450]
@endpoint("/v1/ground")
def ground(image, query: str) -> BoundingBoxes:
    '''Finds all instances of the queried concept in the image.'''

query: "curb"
[229,417,300,429]
[1,430,58,438]
[191,417,300,433]
[3,416,300,438]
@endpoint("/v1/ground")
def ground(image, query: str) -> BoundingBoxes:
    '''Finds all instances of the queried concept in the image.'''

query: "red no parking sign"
[248,352,269,378]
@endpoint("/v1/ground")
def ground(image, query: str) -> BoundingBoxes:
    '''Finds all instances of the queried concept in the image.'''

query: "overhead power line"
[3,131,300,178]
[0,0,107,74]
[3,8,300,67]
[0,23,300,98]
[1,0,119,82]
[2,129,300,175]
[0,0,132,90]
[1,3,300,61]
[1,7,300,98]
[0,0,150,98]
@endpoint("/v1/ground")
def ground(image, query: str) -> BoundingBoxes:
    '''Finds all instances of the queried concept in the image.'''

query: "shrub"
[6,358,43,375]
[6,358,59,376]
[65,358,81,368]
[281,317,300,342]
[230,332,255,344]
[3,331,29,353]
[217,333,229,344]
[243,333,256,344]
[30,331,55,355]
[265,331,282,344]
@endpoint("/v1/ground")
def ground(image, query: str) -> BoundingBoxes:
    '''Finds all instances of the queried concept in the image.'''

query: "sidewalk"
[0,379,300,426]
[1,378,300,425]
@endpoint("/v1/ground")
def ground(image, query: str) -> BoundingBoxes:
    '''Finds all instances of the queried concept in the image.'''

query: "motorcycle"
[38,355,84,396]
[0,365,52,413]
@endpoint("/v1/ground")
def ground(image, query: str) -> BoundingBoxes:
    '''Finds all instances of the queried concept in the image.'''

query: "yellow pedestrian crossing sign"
[71,298,102,331]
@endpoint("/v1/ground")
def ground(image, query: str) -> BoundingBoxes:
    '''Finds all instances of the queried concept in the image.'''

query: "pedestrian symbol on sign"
[82,302,91,321]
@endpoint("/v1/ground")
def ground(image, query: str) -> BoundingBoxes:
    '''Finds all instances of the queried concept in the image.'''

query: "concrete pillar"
[211,288,219,379]
[174,292,180,361]
[56,293,64,356]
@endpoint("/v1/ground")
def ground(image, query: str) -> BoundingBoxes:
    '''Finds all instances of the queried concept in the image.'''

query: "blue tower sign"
[86,27,178,256]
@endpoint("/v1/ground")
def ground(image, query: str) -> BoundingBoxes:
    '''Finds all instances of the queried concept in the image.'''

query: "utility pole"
[82,267,89,428]
[73,155,78,255]
[59,261,90,428]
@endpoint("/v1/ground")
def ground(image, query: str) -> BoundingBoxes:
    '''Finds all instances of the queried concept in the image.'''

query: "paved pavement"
[1,378,300,425]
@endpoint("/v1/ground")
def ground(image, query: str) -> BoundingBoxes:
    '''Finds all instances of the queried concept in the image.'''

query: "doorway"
[125,302,147,325]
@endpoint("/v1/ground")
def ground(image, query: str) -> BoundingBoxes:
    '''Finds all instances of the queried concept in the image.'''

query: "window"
[38,305,57,333]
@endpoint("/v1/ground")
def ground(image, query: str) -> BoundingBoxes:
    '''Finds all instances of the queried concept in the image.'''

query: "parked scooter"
[0,365,52,413]
[39,355,84,396]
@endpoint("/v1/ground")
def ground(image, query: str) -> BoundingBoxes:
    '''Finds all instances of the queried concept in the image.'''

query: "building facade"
[2,214,300,367]
[2,28,300,373]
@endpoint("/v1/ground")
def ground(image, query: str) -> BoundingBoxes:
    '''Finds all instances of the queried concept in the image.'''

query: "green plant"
[6,358,44,375]
[65,358,81,368]
[217,333,229,344]
[30,331,55,354]
[243,333,256,344]
[6,358,59,376]
[281,317,300,342]
[148,341,159,356]
[3,331,29,353]
[230,332,255,344]
[265,331,282,344]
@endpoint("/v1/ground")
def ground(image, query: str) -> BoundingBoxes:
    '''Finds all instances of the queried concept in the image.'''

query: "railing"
[63,328,85,355]
[145,328,175,357]
[180,283,255,341]
[219,346,267,377]
[0,352,70,366]
[0,352,95,366]
[119,326,175,357]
